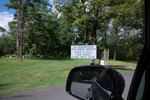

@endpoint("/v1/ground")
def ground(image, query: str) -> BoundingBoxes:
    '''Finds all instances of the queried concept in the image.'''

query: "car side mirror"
[66,65,125,100]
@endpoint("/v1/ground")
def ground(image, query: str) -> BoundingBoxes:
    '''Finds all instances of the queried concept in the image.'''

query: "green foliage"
[2,0,144,60]
[5,0,17,9]
[0,26,6,32]
[0,35,16,56]
[106,0,144,60]
[60,0,112,44]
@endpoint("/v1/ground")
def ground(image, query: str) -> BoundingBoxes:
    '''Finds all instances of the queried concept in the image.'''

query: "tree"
[6,0,51,60]
[107,0,144,60]
[4,0,144,60]
[0,26,6,32]
[0,34,16,57]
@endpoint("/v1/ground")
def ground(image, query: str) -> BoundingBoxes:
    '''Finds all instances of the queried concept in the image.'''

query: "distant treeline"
[0,0,144,61]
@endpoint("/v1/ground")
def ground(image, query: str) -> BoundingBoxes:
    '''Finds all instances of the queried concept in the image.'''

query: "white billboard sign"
[71,45,97,59]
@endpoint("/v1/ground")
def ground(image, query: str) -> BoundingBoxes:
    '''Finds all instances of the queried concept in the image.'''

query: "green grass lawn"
[0,58,136,95]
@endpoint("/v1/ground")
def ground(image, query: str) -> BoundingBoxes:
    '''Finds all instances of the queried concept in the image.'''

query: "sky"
[0,0,15,34]
[0,0,67,36]
[0,0,56,35]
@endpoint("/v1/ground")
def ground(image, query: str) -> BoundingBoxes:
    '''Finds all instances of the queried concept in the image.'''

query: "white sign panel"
[71,45,97,59]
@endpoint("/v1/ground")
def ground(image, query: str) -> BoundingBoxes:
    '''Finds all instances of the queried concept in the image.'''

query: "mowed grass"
[108,60,136,68]
[0,58,136,95]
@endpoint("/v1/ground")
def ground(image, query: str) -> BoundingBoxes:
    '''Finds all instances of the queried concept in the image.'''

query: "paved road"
[122,71,134,99]
[0,71,134,100]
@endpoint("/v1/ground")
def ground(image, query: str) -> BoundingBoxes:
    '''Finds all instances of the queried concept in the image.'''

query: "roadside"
[122,71,134,99]
[0,58,136,96]
[0,71,134,100]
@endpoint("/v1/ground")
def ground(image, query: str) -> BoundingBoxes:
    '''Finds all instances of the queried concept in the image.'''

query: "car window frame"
[127,0,150,99]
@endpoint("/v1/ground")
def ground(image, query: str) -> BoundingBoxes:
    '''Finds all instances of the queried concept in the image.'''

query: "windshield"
[0,0,144,100]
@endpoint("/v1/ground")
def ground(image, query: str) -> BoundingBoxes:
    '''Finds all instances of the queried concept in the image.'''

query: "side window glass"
[136,72,145,100]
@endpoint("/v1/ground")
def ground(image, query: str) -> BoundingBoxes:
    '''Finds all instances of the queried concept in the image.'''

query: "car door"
[127,0,150,99]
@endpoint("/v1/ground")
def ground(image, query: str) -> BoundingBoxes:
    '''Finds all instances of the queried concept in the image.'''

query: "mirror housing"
[66,65,125,100]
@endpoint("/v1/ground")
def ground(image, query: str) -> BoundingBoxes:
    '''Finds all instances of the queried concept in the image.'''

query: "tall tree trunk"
[16,0,24,61]
[46,39,51,57]
[85,27,89,44]
[91,22,98,44]
[113,25,119,61]
[104,32,107,48]
[113,47,116,60]
[16,29,19,58]
[90,21,98,65]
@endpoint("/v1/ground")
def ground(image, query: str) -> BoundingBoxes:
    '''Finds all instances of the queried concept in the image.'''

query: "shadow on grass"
[27,57,73,61]
[108,65,135,71]
[0,83,13,90]
[47,68,73,72]
[12,94,33,98]
[2,56,74,61]
[119,60,137,64]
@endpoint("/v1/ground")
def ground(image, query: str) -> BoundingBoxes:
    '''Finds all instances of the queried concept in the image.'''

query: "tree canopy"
[0,0,144,61]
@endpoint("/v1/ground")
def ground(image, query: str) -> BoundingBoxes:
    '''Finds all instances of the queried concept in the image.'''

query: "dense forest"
[0,0,144,61]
